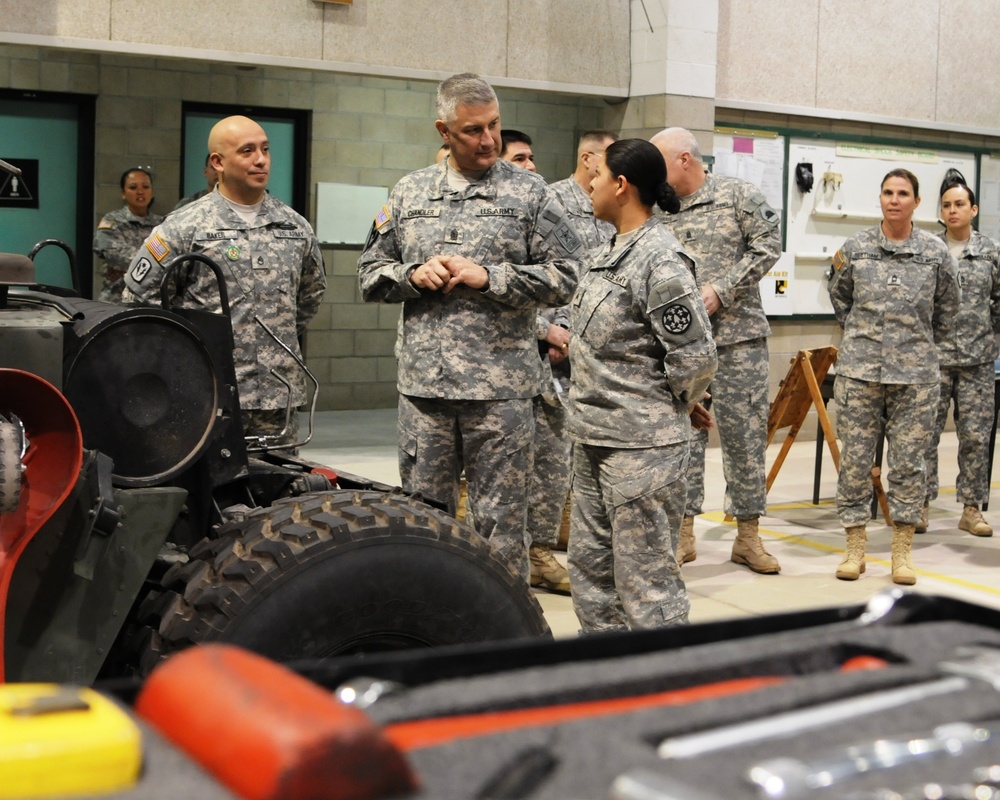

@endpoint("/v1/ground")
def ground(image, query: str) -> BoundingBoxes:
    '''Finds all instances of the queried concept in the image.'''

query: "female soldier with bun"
[922,176,1000,537]
[567,138,717,631]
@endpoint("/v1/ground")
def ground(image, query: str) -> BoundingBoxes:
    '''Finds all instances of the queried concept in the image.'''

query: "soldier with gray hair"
[124,115,326,448]
[651,126,781,574]
[358,72,581,581]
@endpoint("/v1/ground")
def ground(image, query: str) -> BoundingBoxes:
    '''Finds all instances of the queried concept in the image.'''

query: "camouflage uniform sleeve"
[357,195,423,305]
[932,250,961,347]
[123,224,173,306]
[92,215,113,259]
[480,190,581,309]
[648,268,717,406]
[987,235,1000,336]
[551,304,571,330]
[827,244,854,327]
[712,185,781,306]
[296,232,326,336]
[535,313,551,340]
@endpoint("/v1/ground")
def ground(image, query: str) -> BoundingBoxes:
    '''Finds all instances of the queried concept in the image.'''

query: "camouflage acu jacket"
[658,173,780,347]
[569,217,717,447]
[123,191,326,410]
[829,224,960,384]
[357,159,581,400]
[935,229,1000,366]
[93,205,164,302]
[548,176,615,254]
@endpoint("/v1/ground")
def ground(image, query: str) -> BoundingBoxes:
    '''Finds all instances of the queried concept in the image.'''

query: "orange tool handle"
[385,654,888,751]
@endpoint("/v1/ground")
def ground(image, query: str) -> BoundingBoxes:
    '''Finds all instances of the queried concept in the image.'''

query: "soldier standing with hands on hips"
[650,127,781,574]
[358,73,581,581]
[124,115,326,449]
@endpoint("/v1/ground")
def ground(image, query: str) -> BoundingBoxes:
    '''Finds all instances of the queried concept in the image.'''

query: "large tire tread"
[132,489,549,675]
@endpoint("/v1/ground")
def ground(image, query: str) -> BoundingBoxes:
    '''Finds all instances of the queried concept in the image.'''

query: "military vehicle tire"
[0,421,22,513]
[135,489,551,674]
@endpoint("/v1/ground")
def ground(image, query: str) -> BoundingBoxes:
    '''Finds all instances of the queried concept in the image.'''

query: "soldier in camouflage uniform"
[357,74,581,581]
[548,131,619,248]
[923,179,1000,536]
[651,127,780,574]
[829,168,959,585]
[124,116,326,449]
[507,130,618,594]
[93,168,163,302]
[569,138,717,632]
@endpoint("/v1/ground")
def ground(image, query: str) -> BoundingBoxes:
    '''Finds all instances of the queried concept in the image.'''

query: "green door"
[0,94,93,292]
[182,109,300,209]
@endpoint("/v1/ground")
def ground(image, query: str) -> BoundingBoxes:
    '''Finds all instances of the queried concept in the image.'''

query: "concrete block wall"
[0,43,614,412]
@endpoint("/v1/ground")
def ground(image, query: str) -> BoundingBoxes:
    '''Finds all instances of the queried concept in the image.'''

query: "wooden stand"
[723,346,892,524]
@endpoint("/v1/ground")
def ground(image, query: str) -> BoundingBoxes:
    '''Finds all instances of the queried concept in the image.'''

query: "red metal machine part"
[0,369,83,682]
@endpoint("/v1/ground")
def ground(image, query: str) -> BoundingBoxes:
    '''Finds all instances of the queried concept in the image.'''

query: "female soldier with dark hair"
[922,177,1000,537]
[93,167,163,302]
[829,168,960,585]
[567,138,717,631]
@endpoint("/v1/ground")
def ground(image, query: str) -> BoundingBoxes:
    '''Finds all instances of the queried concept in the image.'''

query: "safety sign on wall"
[0,159,39,209]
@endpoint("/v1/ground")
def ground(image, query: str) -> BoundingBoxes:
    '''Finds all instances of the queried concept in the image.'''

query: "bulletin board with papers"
[712,129,980,317]
[783,139,976,316]
[713,128,793,316]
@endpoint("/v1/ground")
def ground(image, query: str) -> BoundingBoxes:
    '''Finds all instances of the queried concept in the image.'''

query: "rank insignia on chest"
[887,273,901,286]
[226,244,241,261]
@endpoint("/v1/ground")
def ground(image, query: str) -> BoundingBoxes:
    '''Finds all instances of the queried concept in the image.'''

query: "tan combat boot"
[891,523,917,585]
[959,505,993,537]
[914,501,929,533]
[731,518,780,574]
[835,525,866,580]
[529,545,571,594]
[677,515,697,564]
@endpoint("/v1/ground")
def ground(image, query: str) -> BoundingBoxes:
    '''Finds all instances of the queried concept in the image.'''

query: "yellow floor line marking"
[700,511,1000,597]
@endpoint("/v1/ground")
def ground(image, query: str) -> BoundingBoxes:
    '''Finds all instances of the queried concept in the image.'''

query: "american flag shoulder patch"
[374,204,391,231]
[147,234,170,262]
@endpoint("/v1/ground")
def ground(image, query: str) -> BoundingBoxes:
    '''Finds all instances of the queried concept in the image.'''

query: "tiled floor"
[303,408,1000,638]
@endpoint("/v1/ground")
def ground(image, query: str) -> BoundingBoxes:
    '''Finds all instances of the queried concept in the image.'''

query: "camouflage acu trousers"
[926,361,995,507]
[569,443,690,633]
[834,376,938,527]
[243,408,301,451]
[397,394,534,580]
[526,395,572,549]
[685,337,769,519]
